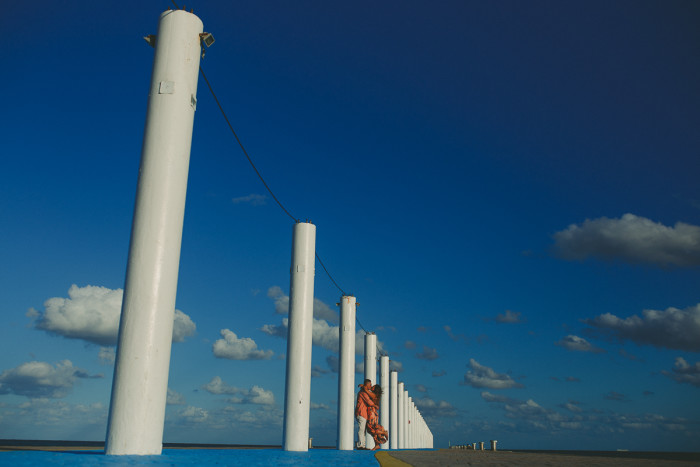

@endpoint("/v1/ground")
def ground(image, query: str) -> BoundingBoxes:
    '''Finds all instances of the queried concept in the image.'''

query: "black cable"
[199,66,298,223]
[357,316,368,334]
[315,253,345,296]
[200,66,359,307]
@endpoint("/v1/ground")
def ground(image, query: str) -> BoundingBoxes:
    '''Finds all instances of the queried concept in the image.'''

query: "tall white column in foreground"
[397,382,405,449]
[283,222,316,451]
[379,355,390,449]
[337,295,356,450]
[389,371,398,449]
[105,9,203,456]
[364,332,377,449]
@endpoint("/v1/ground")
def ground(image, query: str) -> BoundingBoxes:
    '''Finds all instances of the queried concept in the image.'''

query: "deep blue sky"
[1,0,699,451]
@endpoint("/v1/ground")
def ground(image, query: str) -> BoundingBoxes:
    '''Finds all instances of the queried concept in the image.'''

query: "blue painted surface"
[0,449,380,466]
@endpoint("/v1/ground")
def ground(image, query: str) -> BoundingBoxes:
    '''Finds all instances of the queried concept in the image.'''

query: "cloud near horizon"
[584,303,700,352]
[212,329,274,360]
[262,288,381,355]
[202,376,275,405]
[167,388,186,405]
[0,360,101,399]
[414,397,457,419]
[462,359,523,389]
[552,213,700,267]
[27,284,196,346]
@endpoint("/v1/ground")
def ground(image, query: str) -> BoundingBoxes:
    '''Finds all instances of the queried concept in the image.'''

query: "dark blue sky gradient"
[1,0,699,450]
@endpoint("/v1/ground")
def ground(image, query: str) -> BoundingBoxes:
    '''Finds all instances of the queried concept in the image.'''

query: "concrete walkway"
[376,449,700,467]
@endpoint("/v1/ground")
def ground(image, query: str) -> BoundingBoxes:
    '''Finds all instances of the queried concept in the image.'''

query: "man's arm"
[360,389,377,408]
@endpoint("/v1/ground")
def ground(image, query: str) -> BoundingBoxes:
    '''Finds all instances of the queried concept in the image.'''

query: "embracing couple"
[355,379,389,450]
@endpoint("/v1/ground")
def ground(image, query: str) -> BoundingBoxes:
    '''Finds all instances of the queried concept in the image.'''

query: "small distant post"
[490,440,498,451]
[105,9,203,456]
[282,222,316,451]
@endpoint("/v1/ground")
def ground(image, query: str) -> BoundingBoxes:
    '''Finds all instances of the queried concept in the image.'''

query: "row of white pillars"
[394,387,433,450]
[335,331,434,451]
[105,7,435,457]
[336,334,433,450]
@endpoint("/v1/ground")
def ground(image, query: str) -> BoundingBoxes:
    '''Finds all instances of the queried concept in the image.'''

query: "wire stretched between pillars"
[166,4,433,451]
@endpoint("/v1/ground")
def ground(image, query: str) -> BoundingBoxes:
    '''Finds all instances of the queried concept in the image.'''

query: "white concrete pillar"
[282,222,316,451]
[336,295,356,450]
[409,398,415,448]
[490,440,498,451]
[403,394,411,449]
[403,389,409,448]
[408,396,416,449]
[363,332,377,449]
[389,371,398,449]
[105,9,203,456]
[397,382,404,449]
[379,355,389,449]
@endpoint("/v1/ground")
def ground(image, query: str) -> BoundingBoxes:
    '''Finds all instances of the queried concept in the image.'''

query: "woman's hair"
[372,384,383,400]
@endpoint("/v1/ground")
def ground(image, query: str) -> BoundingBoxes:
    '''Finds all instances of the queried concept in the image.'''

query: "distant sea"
[0,439,287,450]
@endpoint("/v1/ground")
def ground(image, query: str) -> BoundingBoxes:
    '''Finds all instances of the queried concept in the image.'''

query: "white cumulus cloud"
[28,284,196,346]
[552,213,700,267]
[201,377,275,405]
[662,357,700,387]
[266,286,338,323]
[416,345,439,361]
[414,397,457,418]
[212,329,274,360]
[177,406,209,423]
[555,335,605,353]
[167,388,186,405]
[0,360,99,399]
[261,317,373,355]
[584,303,700,352]
[462,359,523,389]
